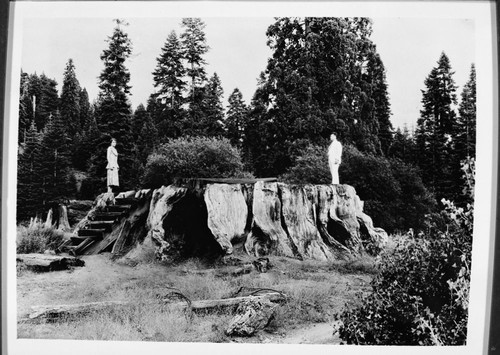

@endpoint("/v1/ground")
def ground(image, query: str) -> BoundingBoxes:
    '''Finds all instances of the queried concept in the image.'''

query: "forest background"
[16,16,476,235]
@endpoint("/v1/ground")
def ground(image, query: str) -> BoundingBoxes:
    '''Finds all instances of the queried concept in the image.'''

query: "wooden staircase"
[60,195,139,256]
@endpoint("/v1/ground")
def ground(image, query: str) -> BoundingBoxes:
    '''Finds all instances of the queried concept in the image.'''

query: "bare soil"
[17,253,374,343]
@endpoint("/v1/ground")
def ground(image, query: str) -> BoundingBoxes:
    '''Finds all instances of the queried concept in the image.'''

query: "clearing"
[17,253,375,343]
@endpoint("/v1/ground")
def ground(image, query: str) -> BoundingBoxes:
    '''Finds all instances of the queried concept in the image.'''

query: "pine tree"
[180,18,209,103]
[18,71,33,144]
[36,74,59,131]
[152,30,186,109]
[60,58,81,138]
[199,72,225,136]
[450,64,476,205]
[151,31,187,139]
[366,52,393,155]
[225,88,248,148]
[79,88,92,130]
[455,64,476,160]
[388,125,415,163]
[38,111,73,208]
[248,17,392,176]
[415,52,458,200]
[92,19,134,191]
[17,122,43,221]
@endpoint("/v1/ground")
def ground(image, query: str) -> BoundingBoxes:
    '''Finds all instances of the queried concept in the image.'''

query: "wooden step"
[106,204,131,213]
[114,198,138,206]
[69,238,95,256]
[71,235,102,244]
[91,212,123,221]
[77,229,105,238]
[86,221,114,232]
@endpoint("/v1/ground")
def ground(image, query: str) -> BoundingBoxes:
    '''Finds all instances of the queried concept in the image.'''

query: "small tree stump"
[225,297,277,336]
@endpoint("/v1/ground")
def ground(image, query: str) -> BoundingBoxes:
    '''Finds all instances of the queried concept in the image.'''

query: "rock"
[225,297,277,336]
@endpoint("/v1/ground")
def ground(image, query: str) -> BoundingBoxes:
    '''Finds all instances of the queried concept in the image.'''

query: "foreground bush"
[336,159,474,345]
[141,136,249,188]
[281,144,435,232]
[17,220,65,254]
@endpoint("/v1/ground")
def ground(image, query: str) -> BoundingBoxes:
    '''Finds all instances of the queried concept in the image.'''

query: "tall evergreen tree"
[36,74,59,131]
[79,88,92,130]
[199,72,225,136]
[17,122,42,221]
[60,58,81,138]
[92,19,134,191]
[225,88,248,148]
[247,17,392,176]
[180,18,209,103]
[38,111,73,207]
[18,71,33,144]
[415,52,457,200]
[388,125,415,163]
[151,30,187,139]
[366,52,393,155]
[152,30,186,109]
[455,64,476,160]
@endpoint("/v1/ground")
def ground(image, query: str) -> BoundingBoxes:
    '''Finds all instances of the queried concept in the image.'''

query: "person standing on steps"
[328,133,342,184]
[107,138,119,193]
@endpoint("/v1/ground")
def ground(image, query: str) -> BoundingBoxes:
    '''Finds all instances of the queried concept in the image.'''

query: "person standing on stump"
[107,138,119,193]
[328,133,342,184]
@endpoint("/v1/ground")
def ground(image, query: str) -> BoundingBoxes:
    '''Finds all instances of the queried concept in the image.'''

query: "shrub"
[17,219,66,253]
[281,143,435,232]
[141,136,249,188]
[336,158,474,345]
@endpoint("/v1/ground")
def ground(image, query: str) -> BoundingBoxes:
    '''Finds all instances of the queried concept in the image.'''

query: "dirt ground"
[17,253,374,344]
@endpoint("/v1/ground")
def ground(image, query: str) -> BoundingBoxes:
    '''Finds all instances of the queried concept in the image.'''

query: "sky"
[19,15,475,130]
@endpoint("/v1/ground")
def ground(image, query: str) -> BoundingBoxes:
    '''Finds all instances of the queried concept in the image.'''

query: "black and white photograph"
[4,1,497,354]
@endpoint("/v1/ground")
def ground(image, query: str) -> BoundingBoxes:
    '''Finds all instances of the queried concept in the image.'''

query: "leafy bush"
[141,136,250,188]
[281,143,435,232]
[336,158,474,345]
[17,219,65,253]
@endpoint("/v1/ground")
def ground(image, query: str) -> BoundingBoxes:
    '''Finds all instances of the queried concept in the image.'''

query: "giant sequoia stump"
[125,179,387,262]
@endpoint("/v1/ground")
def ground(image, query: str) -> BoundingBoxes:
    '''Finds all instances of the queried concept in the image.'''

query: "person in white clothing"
[106,138,119,193]
[328,133,342,184]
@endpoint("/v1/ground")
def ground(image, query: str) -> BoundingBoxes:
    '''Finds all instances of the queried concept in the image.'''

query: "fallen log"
[170,292,286,312]
[16,254,85,272]
[24,300,129,322]
[22,292,287,323]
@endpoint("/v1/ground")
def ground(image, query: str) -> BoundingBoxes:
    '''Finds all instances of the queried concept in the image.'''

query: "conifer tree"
[79,88,92,131]
[36,74,59,131]
[225,88,248,148]
[151,30,187,139]
[248,17,392,176]
[92,19,134,191]
[455,64,476,160]
[17,122,42,221]
[199,72,225,136]
[60,58,81,138]
[38,111,73,207]
[18,71,33,144]
[180,18,209,104]
[152,30,186,109]
[415,52,457,200]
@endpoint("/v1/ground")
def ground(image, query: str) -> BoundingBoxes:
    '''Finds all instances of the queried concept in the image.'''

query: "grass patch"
[18,254,376,342]
[17,220,67,254]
